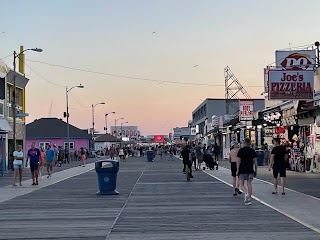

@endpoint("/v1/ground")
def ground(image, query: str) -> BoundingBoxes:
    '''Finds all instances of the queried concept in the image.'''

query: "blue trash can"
[256,150,264,166]
[95,160,119,195]
[147,150,154,162]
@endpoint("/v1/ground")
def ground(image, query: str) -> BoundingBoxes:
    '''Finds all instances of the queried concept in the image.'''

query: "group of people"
[12,142,87,187]
[229,137,288,206]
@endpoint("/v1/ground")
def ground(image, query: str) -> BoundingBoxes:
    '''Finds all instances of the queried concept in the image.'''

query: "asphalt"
[0,155,318,239]
[218,160,320,198]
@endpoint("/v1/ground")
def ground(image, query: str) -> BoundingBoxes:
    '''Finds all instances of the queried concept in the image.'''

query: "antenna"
[48,102,52,117]
[224,66,251,115]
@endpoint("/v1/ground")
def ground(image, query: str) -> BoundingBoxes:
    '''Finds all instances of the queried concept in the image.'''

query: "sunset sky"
[1,0,320,135]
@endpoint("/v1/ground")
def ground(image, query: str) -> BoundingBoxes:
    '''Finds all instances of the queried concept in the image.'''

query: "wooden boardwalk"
[0,156,318,239]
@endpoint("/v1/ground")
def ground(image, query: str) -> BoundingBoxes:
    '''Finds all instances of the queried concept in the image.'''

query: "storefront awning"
[0,118,12,132]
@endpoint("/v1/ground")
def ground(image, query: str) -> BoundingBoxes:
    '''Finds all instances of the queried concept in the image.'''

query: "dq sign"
[276,50,316,70]
[268,70,314,100]
[239,100,254,121]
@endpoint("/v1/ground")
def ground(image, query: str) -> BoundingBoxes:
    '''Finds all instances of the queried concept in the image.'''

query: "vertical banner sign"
[264,68,269,93]
[268,70,314,100]
[240,129,245,143]
[257,129,262,148]
[239,100,254,121]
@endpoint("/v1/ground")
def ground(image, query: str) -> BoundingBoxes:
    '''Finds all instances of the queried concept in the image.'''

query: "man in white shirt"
[305,143,314,173]
[12,145,24,187]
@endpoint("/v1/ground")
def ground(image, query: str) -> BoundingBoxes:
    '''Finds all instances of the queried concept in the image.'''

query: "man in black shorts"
[269,138,288,195]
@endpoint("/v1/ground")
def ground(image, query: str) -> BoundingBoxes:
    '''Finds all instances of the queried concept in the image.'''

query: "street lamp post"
[66,85,84,150]
[105,112,115,134]
[91,102,105,150]
[120,121,128,147]
[115,117,124,137]
[12,48,42,156]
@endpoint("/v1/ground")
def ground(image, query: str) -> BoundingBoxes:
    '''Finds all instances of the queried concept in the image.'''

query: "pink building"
[26,118,91,153]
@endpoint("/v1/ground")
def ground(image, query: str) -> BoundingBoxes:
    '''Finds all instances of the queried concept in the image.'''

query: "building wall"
[25,138,89,152]
[192,99,265,134]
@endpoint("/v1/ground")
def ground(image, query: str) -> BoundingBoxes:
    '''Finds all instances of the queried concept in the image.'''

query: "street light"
[105,112,115,134]
[120,121,129,137]
[92,102,105,149]
[66,84,84,150]
[12,47,42,156]
[115,117,124,137]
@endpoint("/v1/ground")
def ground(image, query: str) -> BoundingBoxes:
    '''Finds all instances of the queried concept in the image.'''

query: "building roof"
[26,118,91,139]
[95,134,120,142]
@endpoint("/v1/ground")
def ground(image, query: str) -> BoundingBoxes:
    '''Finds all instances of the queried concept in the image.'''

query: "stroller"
[203,152,218,170]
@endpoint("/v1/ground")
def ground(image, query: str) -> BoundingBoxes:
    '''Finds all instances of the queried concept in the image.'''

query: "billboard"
[239,100,254,121]
[276,50,316,70]
[110,126,140,139]
[268,70,314,100]
[154,135,164,143]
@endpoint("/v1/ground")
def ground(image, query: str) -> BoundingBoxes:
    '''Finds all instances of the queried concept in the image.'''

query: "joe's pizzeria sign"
[268,70,314,100]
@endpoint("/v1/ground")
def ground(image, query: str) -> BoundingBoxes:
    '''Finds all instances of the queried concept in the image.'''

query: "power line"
[24,62,65,87]
[0,53,13,60]
[69,92,91,108]
[27,59,263,88]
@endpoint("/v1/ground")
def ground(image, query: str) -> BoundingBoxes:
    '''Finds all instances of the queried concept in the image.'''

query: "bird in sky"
[152,31,156,34]
[193,65,199,68]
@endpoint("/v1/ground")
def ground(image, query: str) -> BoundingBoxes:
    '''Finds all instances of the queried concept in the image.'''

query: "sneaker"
[244,193,249,204]
[19,183,22,186]
[31,183,36,186]
[235,188,242,194]
[36,181,39,185]
[233,193,237,196]
[246,200,252,206]
[189,174,194,178]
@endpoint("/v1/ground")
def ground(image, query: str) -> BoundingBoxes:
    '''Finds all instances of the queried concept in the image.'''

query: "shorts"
[273,167,286,178]
[231,162,237,177]
[13,164,23,169]
[239,173,254,181]
[196,155,203,163]
[46,162,53,167]
[30,164,39,172]
[81,154,86,161]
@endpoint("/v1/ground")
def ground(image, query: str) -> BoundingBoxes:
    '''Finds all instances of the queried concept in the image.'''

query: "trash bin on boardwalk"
[95,160,119,195]
[147,150,154,162]
[256,150,264,166]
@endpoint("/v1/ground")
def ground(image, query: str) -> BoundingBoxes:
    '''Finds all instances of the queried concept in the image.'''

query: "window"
[64,141,75,150]
[0,100,3,116]
[39,142,50,149]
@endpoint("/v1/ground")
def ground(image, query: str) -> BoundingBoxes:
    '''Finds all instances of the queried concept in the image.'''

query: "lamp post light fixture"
[91,102,105,149]
[12,47,42,157]
[120,121,129,137]
[105,112,115,134]
[114,117,124,137]
[66,84,84,150]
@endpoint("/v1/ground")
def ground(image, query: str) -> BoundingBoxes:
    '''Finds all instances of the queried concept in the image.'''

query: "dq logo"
[280,53,313,70]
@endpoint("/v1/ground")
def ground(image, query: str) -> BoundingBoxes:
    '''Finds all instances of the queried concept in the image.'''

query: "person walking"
[191,143,197,170]
[38,147,46,179]
[45,145,55,178]
[229,143,242,196]
[237,138,257,205]
[304,142,314,173]
[80,147,86,167]
[269,138,288,195]
[12,145,24,187]
[110,145,115,160]
[53,144,59,166]
[214,143,220,162]
[181,145,193,178]
[195,142,203,170]
[26,142,41,186]
[119,147,125,162]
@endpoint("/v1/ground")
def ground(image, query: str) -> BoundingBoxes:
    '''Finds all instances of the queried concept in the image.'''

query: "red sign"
[154,135,164,143]
[239,100,254,121]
